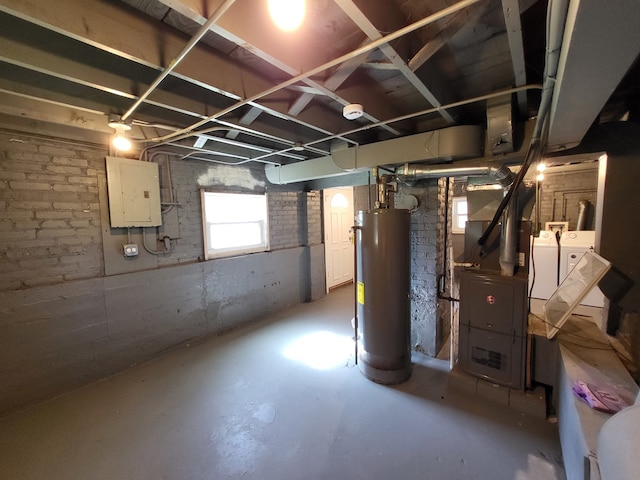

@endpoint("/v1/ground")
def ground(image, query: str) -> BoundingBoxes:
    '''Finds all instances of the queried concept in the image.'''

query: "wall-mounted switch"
[123,243,139,257]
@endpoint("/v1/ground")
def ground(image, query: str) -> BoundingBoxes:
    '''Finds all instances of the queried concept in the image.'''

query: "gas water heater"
[355,205,412,385]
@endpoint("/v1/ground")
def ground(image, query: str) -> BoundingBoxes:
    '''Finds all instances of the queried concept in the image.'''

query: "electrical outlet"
[123,243,139,257]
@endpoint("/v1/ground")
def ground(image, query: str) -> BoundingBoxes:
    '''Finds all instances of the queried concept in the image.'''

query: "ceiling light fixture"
[268,0,305,31]
[108,116,132,152]
[536,162,546,172]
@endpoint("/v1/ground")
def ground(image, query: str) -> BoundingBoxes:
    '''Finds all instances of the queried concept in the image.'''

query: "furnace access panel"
[458,270,528,389]
[105,156,162,227]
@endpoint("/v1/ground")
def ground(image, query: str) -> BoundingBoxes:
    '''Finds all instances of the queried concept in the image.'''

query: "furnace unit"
[458,271,528,389]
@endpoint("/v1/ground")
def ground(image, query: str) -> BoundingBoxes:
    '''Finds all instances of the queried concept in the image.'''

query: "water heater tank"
[355,208,411,384]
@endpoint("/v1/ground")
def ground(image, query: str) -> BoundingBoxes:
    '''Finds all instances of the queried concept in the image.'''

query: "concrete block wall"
[0,246,321,415]
[0,131,325,415]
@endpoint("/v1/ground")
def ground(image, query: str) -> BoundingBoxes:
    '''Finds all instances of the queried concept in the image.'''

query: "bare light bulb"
[536,162,546,172]
[108,120,132,151]
[536,173,544,182]
[112,134,132,151]
[268,0,305,31]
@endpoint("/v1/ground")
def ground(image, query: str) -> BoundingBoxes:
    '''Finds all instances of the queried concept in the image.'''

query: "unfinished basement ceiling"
[0,0,639,169]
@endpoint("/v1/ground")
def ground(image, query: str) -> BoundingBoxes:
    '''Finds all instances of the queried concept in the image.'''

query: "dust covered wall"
[397,180,442,356]
[0,130,324,415]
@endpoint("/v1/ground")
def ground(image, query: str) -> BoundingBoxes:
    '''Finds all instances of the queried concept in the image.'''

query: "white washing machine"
[528,230,559,300]
[559,230,605,307]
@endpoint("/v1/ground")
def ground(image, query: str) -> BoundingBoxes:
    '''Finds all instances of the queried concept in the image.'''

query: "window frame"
[451,196,468,234]
[200,190,270,260]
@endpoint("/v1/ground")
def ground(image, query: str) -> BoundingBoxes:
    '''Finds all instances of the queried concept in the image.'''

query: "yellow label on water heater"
[357,281,364,305]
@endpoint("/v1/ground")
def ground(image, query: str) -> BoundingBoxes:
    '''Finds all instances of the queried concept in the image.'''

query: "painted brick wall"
[0,130,325,414]
[398,180,440,356]
[157,156,273,264]
[268,190,321,249]
[306,191,322,246]
[0,141,321,288]
[537,166,598,230]
[436,178,453,353]
[269,191,301,250]
[0,132,105,290]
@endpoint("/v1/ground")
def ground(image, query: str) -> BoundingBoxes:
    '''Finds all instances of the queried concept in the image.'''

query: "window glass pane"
[205,193,265,223]
[210,223,263,249]
[201,191,269,259]
[452,197,467,234]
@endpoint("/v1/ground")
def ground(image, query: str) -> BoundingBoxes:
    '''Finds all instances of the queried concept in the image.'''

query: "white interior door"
[324,187,354,292]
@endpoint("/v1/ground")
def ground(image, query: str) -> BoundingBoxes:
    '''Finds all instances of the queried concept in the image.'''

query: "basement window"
[452,197,468,234]
[201,191,269,259]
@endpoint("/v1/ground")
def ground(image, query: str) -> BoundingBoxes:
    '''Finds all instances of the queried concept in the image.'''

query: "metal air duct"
[265,125,484,184]
[487,95,514,155]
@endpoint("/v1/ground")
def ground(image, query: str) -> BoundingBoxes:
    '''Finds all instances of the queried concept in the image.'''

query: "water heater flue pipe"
[395,163,514,186]
[499,200,518,276]
[576,199,590,230]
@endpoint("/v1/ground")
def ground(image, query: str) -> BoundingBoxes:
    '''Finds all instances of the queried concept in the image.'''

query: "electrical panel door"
[106,156,162,227]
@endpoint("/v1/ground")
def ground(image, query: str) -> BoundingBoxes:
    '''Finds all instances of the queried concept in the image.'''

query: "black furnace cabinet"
[458,270,528,389]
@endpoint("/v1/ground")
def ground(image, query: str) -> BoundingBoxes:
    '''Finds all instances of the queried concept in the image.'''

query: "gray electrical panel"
[105,156,162,227]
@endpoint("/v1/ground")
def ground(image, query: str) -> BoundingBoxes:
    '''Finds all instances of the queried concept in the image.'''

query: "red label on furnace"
[486,295,495,305]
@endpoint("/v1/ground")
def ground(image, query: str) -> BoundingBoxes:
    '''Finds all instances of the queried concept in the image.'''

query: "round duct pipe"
[395,163,514,186]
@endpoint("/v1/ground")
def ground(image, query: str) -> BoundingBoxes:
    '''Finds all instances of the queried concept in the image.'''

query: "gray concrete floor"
[0,285,565,480]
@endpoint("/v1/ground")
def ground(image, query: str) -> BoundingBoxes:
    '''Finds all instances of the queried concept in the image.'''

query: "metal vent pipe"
[499,198,518,276]
[577,199,590,230]
[395,163,514,186]
[396,162,520,276]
